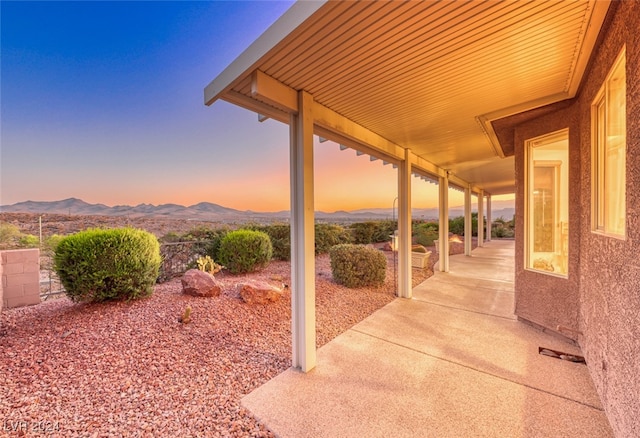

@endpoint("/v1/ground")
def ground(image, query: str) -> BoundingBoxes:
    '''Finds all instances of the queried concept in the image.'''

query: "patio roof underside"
[205,0,609,196]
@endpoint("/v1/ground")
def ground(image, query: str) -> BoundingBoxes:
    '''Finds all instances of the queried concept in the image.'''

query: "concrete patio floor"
[242,240,613,437]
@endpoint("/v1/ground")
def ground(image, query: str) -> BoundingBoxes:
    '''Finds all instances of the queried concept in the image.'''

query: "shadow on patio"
[242,240,612,437]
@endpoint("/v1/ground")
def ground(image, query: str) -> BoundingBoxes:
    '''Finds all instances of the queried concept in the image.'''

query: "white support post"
[486,195,492,242]
[397,149,412,298]
[438,174,450,272]
[289,90,316,372]
[464,185,472,256]
[477,190,484,247]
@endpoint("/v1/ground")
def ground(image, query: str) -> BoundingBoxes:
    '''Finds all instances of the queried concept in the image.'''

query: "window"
[526,130,569,277]
[592,47,626,238]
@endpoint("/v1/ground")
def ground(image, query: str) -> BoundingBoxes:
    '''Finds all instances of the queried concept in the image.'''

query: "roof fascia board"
[204,1,327,106]
[566,0,611,97]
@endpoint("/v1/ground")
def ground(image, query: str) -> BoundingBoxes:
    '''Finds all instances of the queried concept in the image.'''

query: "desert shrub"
[351,221,396,244]
[315,223,351,255]
[54,227,161,302]
[218,229,272,274]
[0,222,21,249]
[329,244,386,288]
[448,216,464,235]
[44,234,65,252]
[350,221,377,244]
[18,234,39,248]
[448,213,479,236]
[248,223,291,261]
[180,226,230,261]
[492,216,515,238]
[373,220,397,242]
[413,223,439,246]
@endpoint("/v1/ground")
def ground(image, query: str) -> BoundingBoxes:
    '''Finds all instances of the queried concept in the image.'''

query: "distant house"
[205,1,639,435]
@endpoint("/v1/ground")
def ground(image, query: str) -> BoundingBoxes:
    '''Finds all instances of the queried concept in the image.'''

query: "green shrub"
[350,221,397,244]
[44,234,65,252]
[248,223,291,261]
[448,216,465,236]
[54,227,161,302]
[176,226,230,261]
[18,234,39,248]
[350,221,377,244]
[218,229,273,274]
[0,222,21,249]
[315,223,351,255]
[329,244,387,288]
[373,220,398,242]
[413,223,439,246]
[448,213,479,236]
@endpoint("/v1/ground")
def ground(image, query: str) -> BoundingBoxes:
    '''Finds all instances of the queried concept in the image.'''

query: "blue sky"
[1,1,481,212]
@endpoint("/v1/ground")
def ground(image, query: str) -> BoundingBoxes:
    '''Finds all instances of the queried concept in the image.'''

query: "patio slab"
[242,240,612,437]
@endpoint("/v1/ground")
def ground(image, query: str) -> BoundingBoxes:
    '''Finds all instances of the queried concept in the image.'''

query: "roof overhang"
[205,0,611,196]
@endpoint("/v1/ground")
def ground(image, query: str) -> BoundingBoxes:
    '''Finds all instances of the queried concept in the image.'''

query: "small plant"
[196,255,224,275]
[218,229,273,274]
[412,244,428,253]
[329,244,387,288]
[179,305,192,324]
[54,227,161,302]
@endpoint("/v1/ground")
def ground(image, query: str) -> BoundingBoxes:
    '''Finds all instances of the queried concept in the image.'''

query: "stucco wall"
[513,106,582,341]
[509,2,639,436]
[575,2,640,436]
[1,249,41,309]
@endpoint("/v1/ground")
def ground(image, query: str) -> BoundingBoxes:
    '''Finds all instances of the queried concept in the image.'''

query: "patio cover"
[205,0,609,194]
[204,0,610,371]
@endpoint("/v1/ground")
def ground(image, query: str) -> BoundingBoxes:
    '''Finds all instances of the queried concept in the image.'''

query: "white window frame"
[591,46,626,239]
[524,129,569,278]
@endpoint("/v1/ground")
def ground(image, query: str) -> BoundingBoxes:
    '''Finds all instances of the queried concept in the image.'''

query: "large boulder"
[237,280,283,304]
[181,269,223,297]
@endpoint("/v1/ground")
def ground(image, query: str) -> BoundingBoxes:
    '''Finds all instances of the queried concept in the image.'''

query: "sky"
[1,1,512,213]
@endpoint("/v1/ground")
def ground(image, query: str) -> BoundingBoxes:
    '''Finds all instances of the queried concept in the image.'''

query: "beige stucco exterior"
[494,2,640,435]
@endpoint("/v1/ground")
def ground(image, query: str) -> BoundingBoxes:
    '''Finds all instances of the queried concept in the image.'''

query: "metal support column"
[464,185,472,256]
[397,149,412,298]
[290,90,316,372]
[477,190,484,247]
[438,174,450,272]
[486,195,492,242]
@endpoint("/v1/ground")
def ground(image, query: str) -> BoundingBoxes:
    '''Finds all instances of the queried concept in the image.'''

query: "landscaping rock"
[181,269,223,297]
[237,280,283,304]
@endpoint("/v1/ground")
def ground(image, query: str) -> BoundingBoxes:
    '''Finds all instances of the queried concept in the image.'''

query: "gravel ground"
[1,250,433,437]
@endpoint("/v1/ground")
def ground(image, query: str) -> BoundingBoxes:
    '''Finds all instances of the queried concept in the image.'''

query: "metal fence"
[39,240,213,300]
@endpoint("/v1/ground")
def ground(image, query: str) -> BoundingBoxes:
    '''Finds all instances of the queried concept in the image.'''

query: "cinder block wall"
[1,248,41,309]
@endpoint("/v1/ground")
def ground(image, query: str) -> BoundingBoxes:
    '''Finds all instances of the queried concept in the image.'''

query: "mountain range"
[0,198,515,222]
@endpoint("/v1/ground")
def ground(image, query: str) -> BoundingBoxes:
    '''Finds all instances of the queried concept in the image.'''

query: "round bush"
[218,229,273,274]
[329,244,387,288]
[54,227,161,302]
